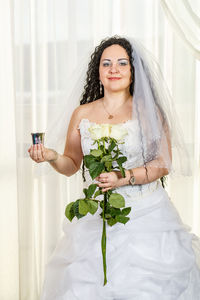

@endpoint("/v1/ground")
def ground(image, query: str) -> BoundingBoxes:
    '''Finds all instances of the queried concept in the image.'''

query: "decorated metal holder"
[31,132,45,145]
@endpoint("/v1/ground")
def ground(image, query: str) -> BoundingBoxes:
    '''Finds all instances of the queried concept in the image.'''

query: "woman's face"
[99,44,131,93]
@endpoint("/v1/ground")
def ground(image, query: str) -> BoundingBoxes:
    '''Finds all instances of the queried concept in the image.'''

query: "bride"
[28,36,200,299]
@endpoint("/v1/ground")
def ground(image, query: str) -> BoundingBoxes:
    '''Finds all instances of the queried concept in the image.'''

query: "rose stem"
[101,192,107,285]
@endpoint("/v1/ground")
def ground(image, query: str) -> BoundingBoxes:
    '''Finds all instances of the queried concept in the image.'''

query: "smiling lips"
[108,77,121,80]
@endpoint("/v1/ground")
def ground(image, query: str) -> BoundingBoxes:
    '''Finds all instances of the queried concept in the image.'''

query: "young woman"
[29,37,200,299]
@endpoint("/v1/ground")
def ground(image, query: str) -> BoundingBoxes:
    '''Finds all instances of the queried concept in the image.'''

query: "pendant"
[108,115,113,119]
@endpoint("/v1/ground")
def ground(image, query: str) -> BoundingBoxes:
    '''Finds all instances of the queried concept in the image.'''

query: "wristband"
[128,169,136,186]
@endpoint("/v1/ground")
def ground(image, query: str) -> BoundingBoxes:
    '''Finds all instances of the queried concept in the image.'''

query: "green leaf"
[112,153,119,160]
[100,144,104,152]
[89,162,105,179]
[119,165,125,178]
[108,140,116,152]
[79,199,89,215]
[107,190,113,197]
[105,213,112,219]
[101,155,112,163]
[100,201,104,209]
[73,200,85,219]
[105,161,112,171]
[83,188,88,198]
[117,156,127,166]
[87,200,98,215]
[90,149,103,157]
[65,202,75,222]
[87,184,97,198]
[109,193,125,208]
[110,207,121,217]
[122,207,131,216]
[115,215,130,224]
[84,155,96,168]
[94,189,102,198]
[107,217,117,226]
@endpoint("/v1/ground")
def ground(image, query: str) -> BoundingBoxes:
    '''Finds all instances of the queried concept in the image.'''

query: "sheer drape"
[0,0,200,299]
[0,2,19,299]
[161,0,200,59]
[159,0,200,235]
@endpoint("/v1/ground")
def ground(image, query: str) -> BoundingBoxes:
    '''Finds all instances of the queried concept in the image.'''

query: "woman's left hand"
[96,171,126,192]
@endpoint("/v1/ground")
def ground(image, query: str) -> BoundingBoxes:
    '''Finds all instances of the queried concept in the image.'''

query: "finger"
[98,182,110,188]
[99,173,108,179]
[102,187,111,192]
[30,146,35,158]
[33,144,39,161]
[41,144,45,159]
[100,177,109,183]
[29,146,33,156]
[36,144,42,161]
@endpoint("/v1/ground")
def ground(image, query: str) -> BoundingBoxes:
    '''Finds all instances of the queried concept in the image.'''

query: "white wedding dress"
[41,118,200,300]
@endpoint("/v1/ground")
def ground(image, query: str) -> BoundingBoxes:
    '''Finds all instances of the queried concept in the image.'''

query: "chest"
[79,119,146,169]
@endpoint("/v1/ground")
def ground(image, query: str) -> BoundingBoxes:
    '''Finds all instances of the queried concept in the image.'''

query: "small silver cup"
[31,132,45,145]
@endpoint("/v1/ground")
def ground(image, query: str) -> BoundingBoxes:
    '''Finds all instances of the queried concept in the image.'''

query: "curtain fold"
[0,1,19,299]
[160,0,200,59]
[0,0,199,299]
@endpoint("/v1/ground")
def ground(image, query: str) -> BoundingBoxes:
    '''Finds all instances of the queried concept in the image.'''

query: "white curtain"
[0,0,200,299]
[0,1,19,299]
[161,0,200,59]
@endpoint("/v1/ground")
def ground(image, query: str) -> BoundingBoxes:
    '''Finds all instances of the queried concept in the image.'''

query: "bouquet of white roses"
[65,123,131,285]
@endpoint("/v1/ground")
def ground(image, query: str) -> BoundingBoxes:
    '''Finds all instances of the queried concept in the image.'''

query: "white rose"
[101,124,111,138]
[89,124,102,140]
[110,125,128,141]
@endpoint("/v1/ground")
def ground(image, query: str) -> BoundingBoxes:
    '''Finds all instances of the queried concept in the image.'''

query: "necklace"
[102,99,127,119]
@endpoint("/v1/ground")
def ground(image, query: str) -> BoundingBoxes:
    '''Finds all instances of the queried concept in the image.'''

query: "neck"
[102,89,131,108]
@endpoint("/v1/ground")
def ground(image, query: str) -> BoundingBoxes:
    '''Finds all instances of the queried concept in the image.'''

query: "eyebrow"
[102,58,129,61]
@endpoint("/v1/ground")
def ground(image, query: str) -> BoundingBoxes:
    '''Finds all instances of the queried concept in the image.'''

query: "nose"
[109,62,119,73]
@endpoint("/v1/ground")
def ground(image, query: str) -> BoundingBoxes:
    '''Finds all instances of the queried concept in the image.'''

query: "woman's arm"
[47,152,81,177]
[120,157,170,186]
[60,107,84,176]
[97,158,169,192]
[28,106,83,177]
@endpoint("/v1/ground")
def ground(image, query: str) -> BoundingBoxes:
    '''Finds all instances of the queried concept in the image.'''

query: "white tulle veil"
[128,39,191,177]
[36,36,191,178]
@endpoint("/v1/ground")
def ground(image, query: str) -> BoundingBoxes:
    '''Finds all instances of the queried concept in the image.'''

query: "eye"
[118,60,129,66]
[102,62,111,67]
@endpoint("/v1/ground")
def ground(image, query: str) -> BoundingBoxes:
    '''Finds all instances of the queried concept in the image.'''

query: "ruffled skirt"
[40,181,200,300]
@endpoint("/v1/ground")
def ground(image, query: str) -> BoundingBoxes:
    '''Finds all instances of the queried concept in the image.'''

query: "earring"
[99,81,103,94]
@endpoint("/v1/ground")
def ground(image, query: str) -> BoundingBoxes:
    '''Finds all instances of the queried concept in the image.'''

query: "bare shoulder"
[78,99,102,114]
[70,99,102,126]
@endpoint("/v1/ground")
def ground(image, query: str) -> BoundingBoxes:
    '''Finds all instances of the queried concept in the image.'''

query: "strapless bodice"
[78,118,146,170]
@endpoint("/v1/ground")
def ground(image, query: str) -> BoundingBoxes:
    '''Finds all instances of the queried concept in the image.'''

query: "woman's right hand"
[28,144,58,163]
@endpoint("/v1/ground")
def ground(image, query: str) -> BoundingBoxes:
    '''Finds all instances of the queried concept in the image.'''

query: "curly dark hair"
[80,36,135,105]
